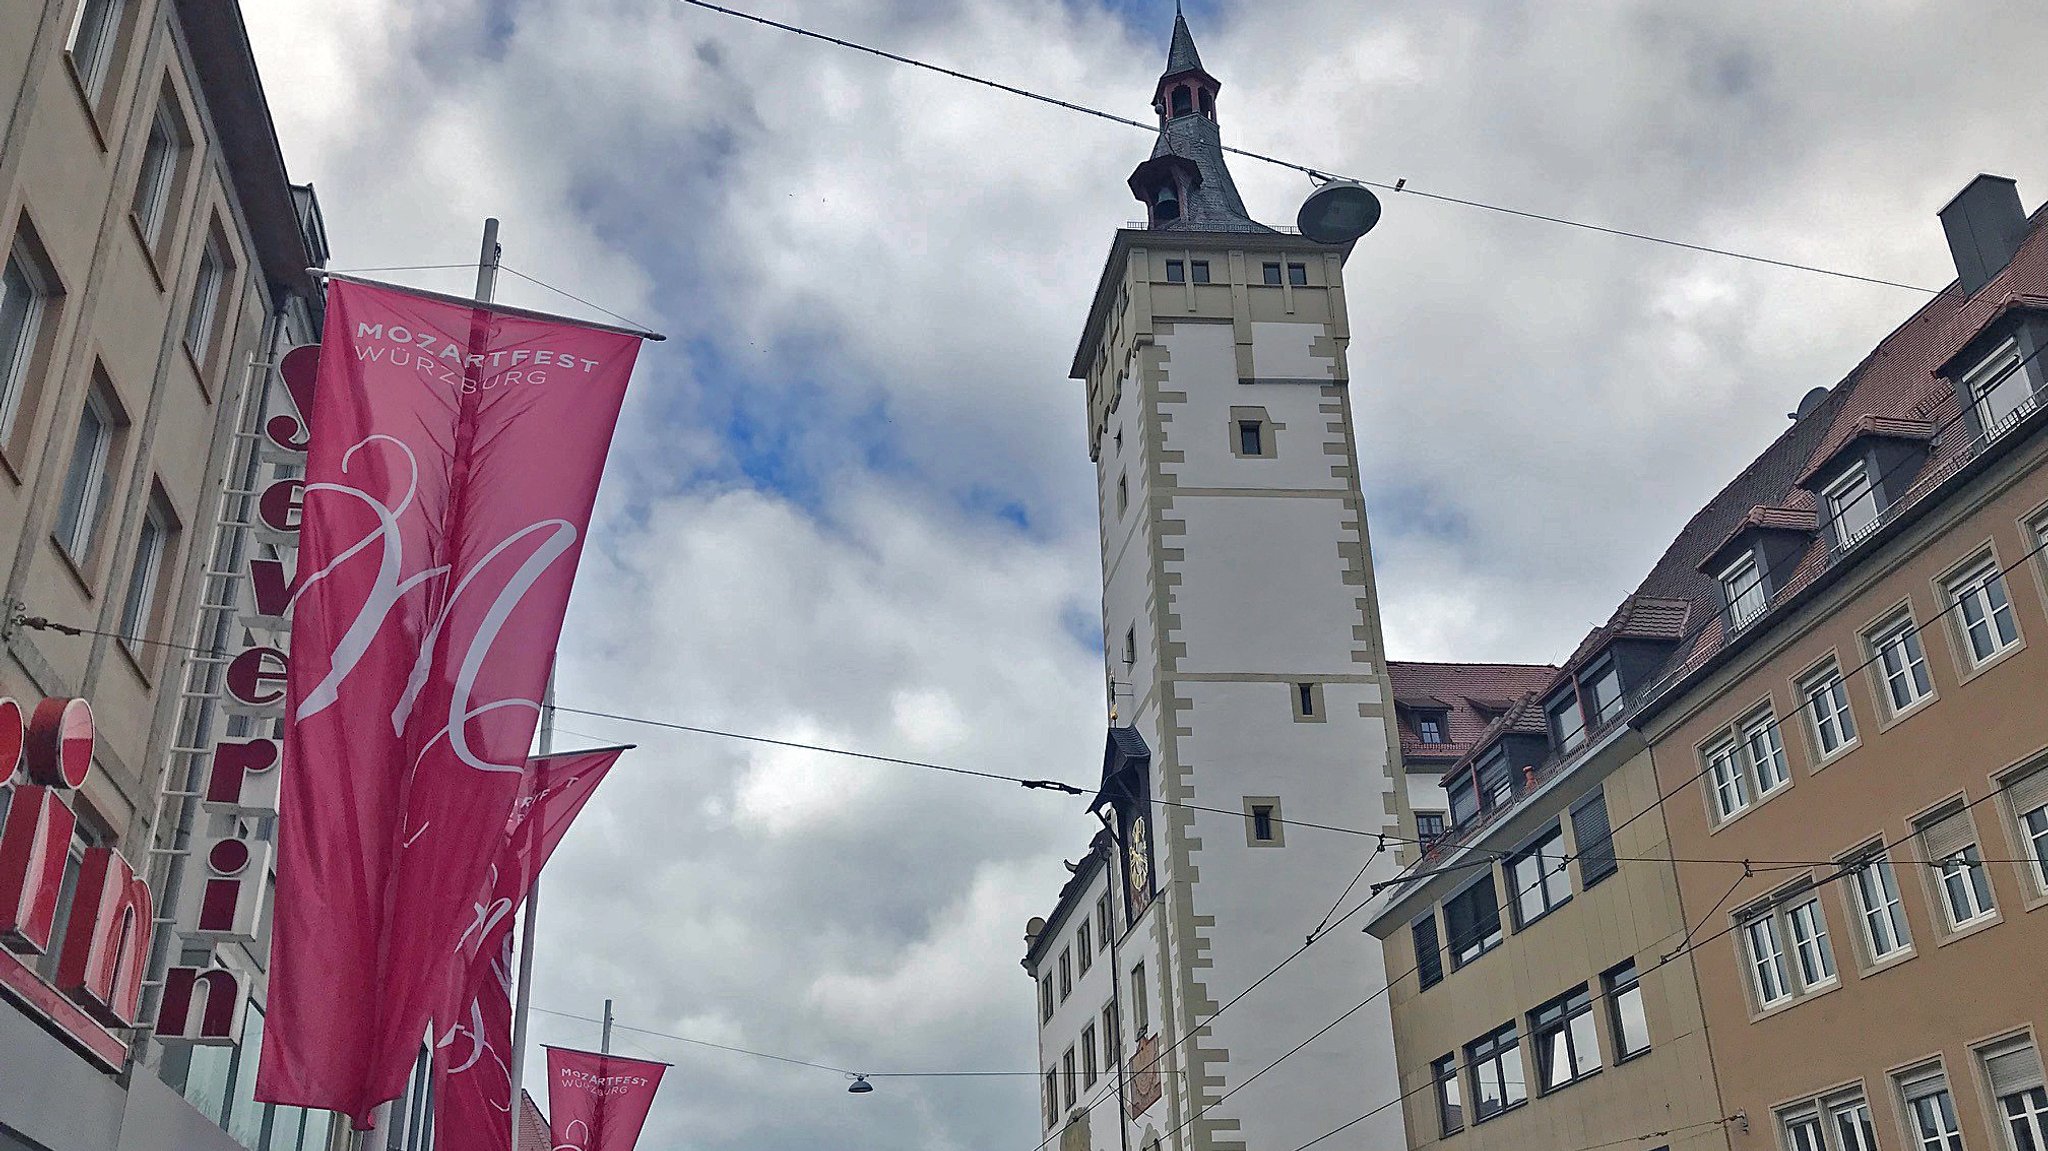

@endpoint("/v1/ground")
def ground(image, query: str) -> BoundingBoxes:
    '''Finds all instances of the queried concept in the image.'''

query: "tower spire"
[1125,7,1268,233]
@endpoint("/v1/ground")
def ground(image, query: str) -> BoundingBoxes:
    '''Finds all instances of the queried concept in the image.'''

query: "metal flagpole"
[601,999,613,1055]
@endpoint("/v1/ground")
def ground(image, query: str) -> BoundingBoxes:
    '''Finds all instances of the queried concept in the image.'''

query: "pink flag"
[546,1047,668,1151]
[257,278,644,1124]
[433,747,625,1151]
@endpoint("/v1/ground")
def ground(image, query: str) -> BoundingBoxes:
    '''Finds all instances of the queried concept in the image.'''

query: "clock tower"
[1070,11,1407,1151]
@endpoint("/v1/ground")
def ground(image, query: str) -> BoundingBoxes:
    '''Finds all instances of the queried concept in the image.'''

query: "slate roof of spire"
[1141,13,1272,234]
[1164,8,1205,77]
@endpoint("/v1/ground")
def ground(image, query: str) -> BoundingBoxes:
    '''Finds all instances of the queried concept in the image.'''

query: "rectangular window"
[1262,262,1282,286]
[1584,661,1625,725]
[1983,1041,2048,1151]
[1602,960,1649,1060]
[55,380,121,563]
[1081,1023,1098,1088]
[1722,552,1767,630]
[1238,419,1263,456]
[1706,739,1751,821]
[1077,923,1092,975]
[1058,949,1072,1001]
[1465,1023,1526,1122]
[0,244,54,442]
[1530,986,1601,1093]
[1413,912,1443,990]
[1102,1003,1118,1061]
[2012,772,2048,895]
[1041,975,1054,1022]
[1045,1070,1060,1129]
[1899,1071,1966,1151]
[1548,693,1587,752]
[1433,1054,1463,1136]
[1918,804,1995,929]
[1116,473,1128,517]
[1833,1098,1881,1151]
[1445,874,1503,968]
[1130,962,1148,1035]
[1296,682,1315,717]
[1415,811,1447,847]
[1250,803,1276,842]
[1742,913,1792,1007]
[1123,625,1135,667]
[1509,825,1570,927]
[1742,711,1790,795]
[1947,559,2021,666]
[1476,751,1515,813]
[1096,893,1111,950]
[1165,259,1185,283]
[1286,262,1308,286]
[1803,665,1858,759]
[185,230,228,364]
[1062,1047,1076,1109]
[118,493,171,647]
[1786,895,1837,988]
[1571,789,1617,887]
[1848,853,1912,961]
[66,0,127,100]
[1448,769,1480,827]
[1965,340,2036,442]
[1190,260,1211,284]
[1871,614,1934,714]
[1787,1114,1828,1151]
[133,101,185,247]
[1419,713,1447,744]
[1826,463,1882,549]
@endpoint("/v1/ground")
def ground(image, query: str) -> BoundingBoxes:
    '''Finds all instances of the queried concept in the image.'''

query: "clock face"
[1126,814,1151,895]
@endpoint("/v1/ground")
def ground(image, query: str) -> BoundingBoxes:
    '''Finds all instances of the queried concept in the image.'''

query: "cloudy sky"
[241,1,2048,1146]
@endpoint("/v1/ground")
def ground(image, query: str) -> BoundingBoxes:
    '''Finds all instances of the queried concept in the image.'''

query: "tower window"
[1262,263,1283,286]
[1153,183,1181,223]
[1252,806,1274,841]
[1165,259,1185,283]
[1297,683,1316,716]
[1171,86,1193,117]
[1239,421,1262,456]
[1244,797,1285,846]
[1199,89,1215,118]
[1116,473,1128,516]
[1287,263,1308,286]
[1123,626,1136,668]
[1190,261,1211,284]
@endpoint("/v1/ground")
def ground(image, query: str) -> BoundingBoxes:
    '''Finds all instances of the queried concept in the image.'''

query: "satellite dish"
[1297,180,1383,245]
[1791,386,1831,420]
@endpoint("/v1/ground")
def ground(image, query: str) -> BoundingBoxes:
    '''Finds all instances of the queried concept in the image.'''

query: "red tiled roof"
[1386,661,1558,764]
[520,1090,549,1150]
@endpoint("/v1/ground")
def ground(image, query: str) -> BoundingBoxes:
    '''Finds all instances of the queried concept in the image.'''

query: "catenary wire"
[663,0,1941,295]
[498,265,662,336]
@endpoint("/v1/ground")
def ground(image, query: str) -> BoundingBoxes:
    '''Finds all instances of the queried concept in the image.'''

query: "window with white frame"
[1509,824,1571,928]
[1040,974,1053,1022]
[1917,803,1996,929]
[1742,710,1790,795]
[1870,613,1934,714]
[66,0,128,101]
[1076,922,1092,976]
[1982,1040,2048,1151]
[1897,1068,1966,1151]
[1833,1096,1882,1151]
[1044,1069,1059,1129]
[2005,765,2048,895]
[1722,551,1767,630]
[1706,738,1752,821]
[1964,339,2038,442]
[1825,463,1883,549]
[1802,664,1859,759]
[1529,985,1601,1093]
[118,492,171,647]
[1058,949,1071,1001]
[1781,1093,1883,1151]
[1741,912,1791,1007]
[1786,1111,1828,1151]
[0,239,55,443]
[1846,851,1911,962]
[1739,890,1842,1009]
[1081,1022,1098,1088]
[54,378,121,563]
[132,98,187,248]
[1061,1047,1076,1109]
[1946,558,2021,666]
[1785,894,1837,989]
[1096,893,1111,950]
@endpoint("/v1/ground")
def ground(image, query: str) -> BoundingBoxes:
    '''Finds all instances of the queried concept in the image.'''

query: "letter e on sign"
[155,966,247,1044]
[226,648,288,708]
[55,846,154,1028]
[258,479,304,535]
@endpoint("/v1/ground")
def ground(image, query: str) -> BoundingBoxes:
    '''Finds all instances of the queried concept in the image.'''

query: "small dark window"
[1123,625,1136,667]
[1287,262,1308,286]
[1262,262,1282,286]
[1548,692,1587,752]
[1296,682,1315,715]
[1448,771,1480,827]
[1198,88,1214,117]
[1475,749,1515,813]
[1165,260,1185,283]
[1571,789,1617,886]
[1434,1053,1463,1135]
[1416,811,1448,847]
[1239,420,1263,456]
[1153,184,1181,223]
[1191,261,1211,284]
[1171,86,1193,117]
[1603,960,1650,1059]
[1582,659,1624,726]
[1414,914,1444,990]
[1508,824,1570,927]
[1251,805,1276,842]
[1418,712,1447,744]
[1445,874,1503,968]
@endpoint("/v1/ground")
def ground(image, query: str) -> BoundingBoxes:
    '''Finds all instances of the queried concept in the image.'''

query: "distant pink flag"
[547,1047,668,1151]
[256,278,644,1124]
[433,747,625,1151]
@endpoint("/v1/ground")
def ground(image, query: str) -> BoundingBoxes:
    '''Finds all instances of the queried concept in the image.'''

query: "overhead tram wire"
[664,0,1942,295]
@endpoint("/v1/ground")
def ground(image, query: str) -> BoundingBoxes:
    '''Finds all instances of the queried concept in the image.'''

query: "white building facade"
[1029,13,1409,1151]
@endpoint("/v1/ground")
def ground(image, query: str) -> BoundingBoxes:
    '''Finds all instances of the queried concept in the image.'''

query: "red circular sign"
[25,697,94,790]
[0,698,22,780]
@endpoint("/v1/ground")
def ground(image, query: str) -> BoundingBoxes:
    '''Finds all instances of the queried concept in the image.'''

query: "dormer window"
[1963,338,2037,441]
[1418,712,1448,744]
[1547,692,1586,753]
[1582,659,1624,726]
[1823,462,1881,549]
[1721,551,1767,631]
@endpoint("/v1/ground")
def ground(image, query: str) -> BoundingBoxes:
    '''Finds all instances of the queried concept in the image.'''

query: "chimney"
[1939,175,2027,295]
